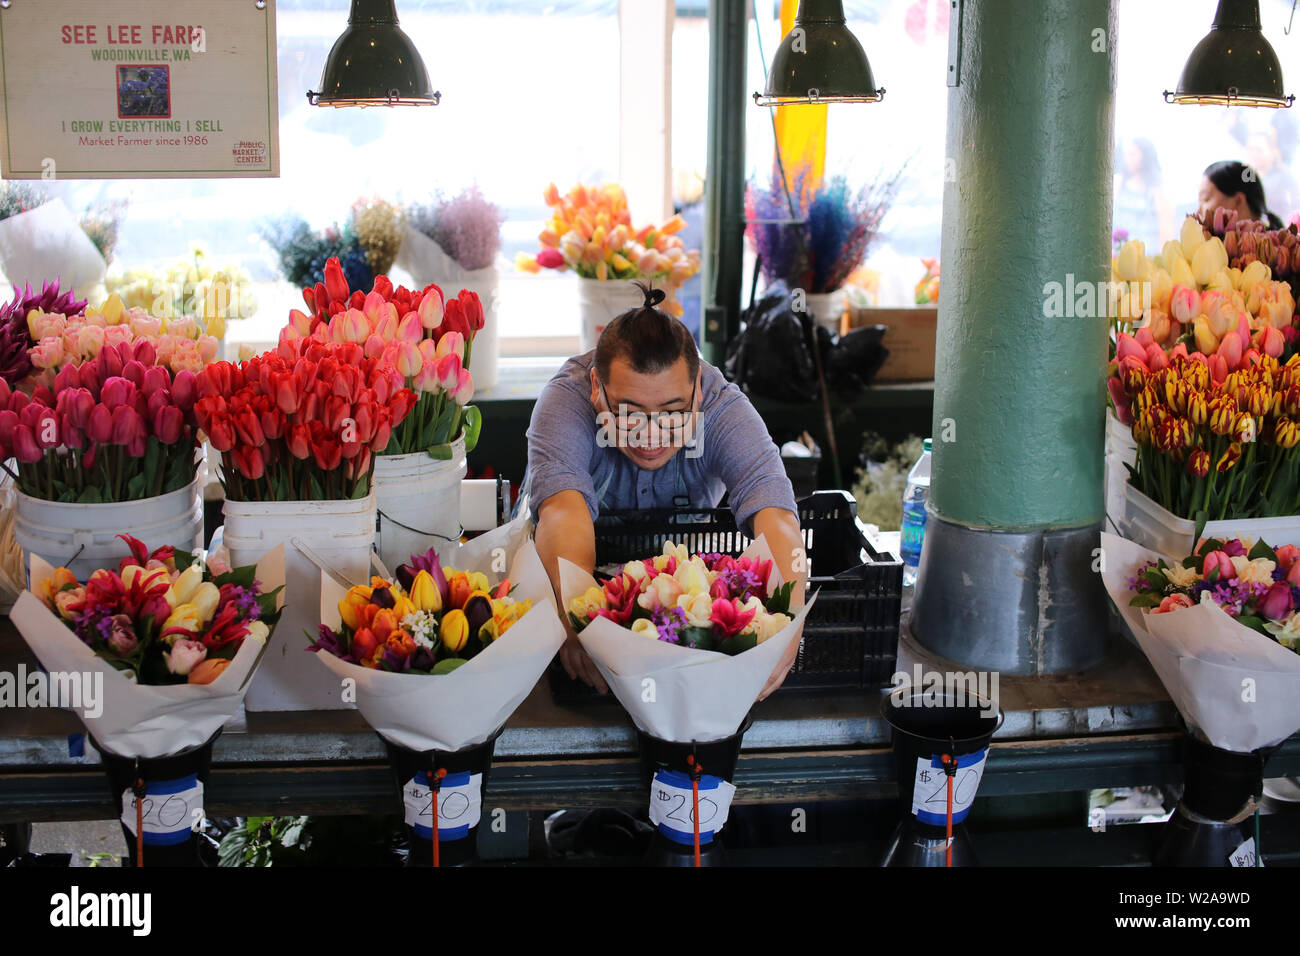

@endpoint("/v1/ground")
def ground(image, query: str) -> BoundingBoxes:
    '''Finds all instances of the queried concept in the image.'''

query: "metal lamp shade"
[754,0,884,106]
[308,0,440,107]
[1164,0,1292,108]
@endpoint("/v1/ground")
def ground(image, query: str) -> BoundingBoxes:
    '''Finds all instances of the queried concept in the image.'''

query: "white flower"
[673,556,711,596]
[402,610,438,649]
[677,591,714,628]
[623,561,649,583]
[662,540,689,564]
[1230,556,1276,585]
[753,611,791,643]
[1161,564,1200,588]
[631,618,658,639]
[1264,614,1300,650]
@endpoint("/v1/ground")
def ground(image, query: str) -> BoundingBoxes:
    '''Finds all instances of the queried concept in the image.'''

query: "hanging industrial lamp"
[1164,0,1293,108]
[307,0,440,107]
[753,0,884,106]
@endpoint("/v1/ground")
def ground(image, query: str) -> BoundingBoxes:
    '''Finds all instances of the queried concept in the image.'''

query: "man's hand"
[752,506,808,701]
[558,627,609,694]
[535,490,608,691]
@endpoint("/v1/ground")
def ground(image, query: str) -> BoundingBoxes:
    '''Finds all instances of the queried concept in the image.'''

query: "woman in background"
[1198,160,1284,228]
[1114,138,1174,247]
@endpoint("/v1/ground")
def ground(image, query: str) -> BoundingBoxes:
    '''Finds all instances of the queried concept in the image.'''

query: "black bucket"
[636,715,752,867]
[98,731,220,867]
[880,689,1002,867]
[1154,732,1276,867]
[383,726,505,867]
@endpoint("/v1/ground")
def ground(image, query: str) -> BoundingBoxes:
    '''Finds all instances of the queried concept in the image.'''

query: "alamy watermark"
[0,666,103,718]
[888,664,1000,717]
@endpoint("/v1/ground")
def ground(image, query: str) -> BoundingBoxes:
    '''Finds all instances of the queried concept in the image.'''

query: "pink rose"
[1152,593,1195,614]
[206,555,233,577]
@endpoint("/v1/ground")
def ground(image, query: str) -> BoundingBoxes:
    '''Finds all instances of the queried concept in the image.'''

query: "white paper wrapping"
[11,545,285,759]
[0,199,107,294]
[1100,531,1300,752]
[562,534,815,743]
[312,532,565,753]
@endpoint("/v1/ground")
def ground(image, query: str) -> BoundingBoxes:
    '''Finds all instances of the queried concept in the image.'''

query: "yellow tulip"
[165,564,204,608]
[595,260,608,281]
[1170,255,1196,288]
[190,582,221,623]
[631,618,657,638]
[569,586,607,619]
[1180,216,1206,259]
[440,609,469,652]
[1193,315,1219,355]
[410,570,442,613]
[391,594,416,621]
[1160,239,1186,272]
[514,253,542,274]
[1116,240,1146,282]
[100,292,125,325]
[339,585,373,630]
[162,604,204,642]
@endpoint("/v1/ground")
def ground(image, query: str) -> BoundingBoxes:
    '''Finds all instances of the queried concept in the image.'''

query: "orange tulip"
[351,627,379,661]
[447,572,473,610]
[371,608,399,642]
[188,658,231,685]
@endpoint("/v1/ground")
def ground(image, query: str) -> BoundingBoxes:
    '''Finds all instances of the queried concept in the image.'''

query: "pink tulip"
[395,340,423,379]
[87,404,113,444]
[1202,550,1236,582]
[1260,581,1294,621]
[396,311,423,344]
[164,638,207,675]
[451,368,474,405]
[172,370,197,412]
[1207,353,1228,384]
[1287,562,1300,588]
[1258,324,1285,358]
[110,405,145,449]
[122,360,147,389]
[1218,331,1243,368]
[1134,326,1155,349]
[413,359,441,394]
[152,405,183,445]
[435,331,465,362]
[0,410,16,446]
[418,287,444,330]
[362,291,389,325]
[11,424,41,463]
[100,376,134,411]
[1169,285,1200,324]
[436,353,462,391]
[1147,347,1169,372]
[362,333,386,359]
[1116,333,1145,363]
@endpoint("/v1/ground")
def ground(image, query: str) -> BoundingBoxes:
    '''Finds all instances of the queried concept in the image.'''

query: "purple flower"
[0,279,88,385]
[651,606,688,644]
[106,614,137,655]
[308,624,345,657]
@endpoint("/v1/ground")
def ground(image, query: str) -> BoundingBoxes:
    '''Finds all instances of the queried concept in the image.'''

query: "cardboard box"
[845,307,937,382]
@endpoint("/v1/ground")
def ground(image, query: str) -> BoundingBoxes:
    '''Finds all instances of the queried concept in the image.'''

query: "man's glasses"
[598,379,698,449]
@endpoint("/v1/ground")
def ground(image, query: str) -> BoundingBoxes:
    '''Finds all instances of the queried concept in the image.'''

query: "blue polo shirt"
[524,350,798,533]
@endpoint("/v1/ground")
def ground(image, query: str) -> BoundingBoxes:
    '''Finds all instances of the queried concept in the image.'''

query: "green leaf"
[1129,593,1164,608]
[461,405,482,453]
[431,658,467,674]
[1248,538,1278,563]
[765,580,796,616]
[723,631,758,655]
[424,442,454,461]
[1192,513,1208,551]
[1234,614,1271,637]
[680,626,716,651]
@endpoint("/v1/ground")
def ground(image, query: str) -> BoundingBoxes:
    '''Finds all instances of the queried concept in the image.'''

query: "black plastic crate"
[549,491,902,700]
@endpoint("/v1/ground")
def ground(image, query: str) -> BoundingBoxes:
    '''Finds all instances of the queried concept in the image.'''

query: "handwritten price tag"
[911,750,987,826]
[403,772,483,835]
[648,770,736,839]
[1229,837,1262,867]
[120,774,204,844]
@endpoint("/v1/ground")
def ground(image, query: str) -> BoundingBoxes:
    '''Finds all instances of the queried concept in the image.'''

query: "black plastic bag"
[724,280,888,402]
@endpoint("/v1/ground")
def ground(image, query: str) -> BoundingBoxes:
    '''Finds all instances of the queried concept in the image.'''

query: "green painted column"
[911,0,1115,675]
[931,0,1114,529]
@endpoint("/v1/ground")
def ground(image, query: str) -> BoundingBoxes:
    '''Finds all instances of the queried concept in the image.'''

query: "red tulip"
[372,274,393,300]
[441,298,470,340]
[110,405,145,449]
[64,388,95,430]
[62,423,85,451]
[100,376,134,411]
[233,406,265,448]
[11,424,41,463]
[53,365,80,395]
[206,412,237,453]
[8,391,28,416]
[122,360,147,389]
[270,369,299,414]
[390,387,416,425]
[152,405,184,445]
[1260,581,1293,621]
[370,408,393,452]
[312,434,342,472]
[132,340,157,368]
[141,365,171,396]
[286,423,311,459]
[537,249,565,269]
[324,257,350,305]
[323,394,349,435]
[99,345,124,379]
[233,445,266,480]
[458,290,485,333]
[352,400,375,444]
[260,405,284,441]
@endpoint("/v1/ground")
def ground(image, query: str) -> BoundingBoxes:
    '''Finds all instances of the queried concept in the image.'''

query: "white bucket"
[1117,482,1300,557]
[223,494,376,712]
[373,437,467,573]
[13,473,204,583]
[1104,410,1137,528]
[804,289,847,336]
[578,278,646,352]
[459,267,499,392]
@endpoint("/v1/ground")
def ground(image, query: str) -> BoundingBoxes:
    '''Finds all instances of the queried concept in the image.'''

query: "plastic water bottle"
[900,438,933,588]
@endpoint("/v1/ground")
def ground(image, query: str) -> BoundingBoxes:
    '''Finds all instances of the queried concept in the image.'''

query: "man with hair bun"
[525,282,807,697]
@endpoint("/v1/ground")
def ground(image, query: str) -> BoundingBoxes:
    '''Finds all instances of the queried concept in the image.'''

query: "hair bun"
[643,286,666,308]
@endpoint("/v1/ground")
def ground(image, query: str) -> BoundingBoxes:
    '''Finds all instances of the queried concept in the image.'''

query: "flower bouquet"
[10,534,284,865]
[1101,530,1300,864]
[310,516,564,864]
[261,199,403,293]
[397,186,504,389]
[107,242,258,333]
[282,256,482,570]
[560,537,813,862]
[515,181,701,323]
[0,185,108,296]
[746,166,903,333]
[914,258,940,306]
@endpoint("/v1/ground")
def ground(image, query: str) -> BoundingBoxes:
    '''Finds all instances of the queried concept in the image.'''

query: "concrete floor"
[28,820,125,866]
